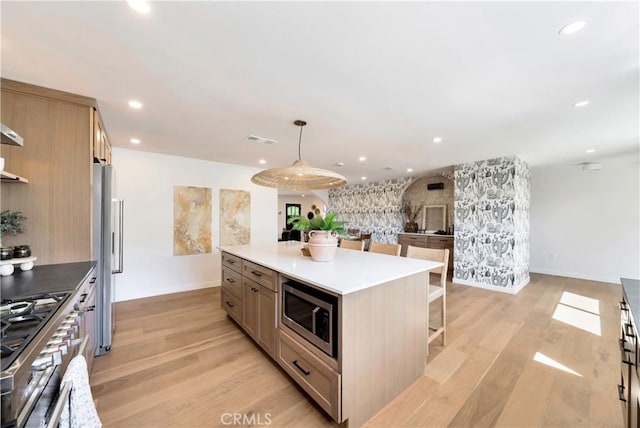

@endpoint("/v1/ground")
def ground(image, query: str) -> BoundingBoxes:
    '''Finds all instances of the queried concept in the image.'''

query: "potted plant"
[288,211,347,262]
[403,202,420,233]
[0,210,27,259]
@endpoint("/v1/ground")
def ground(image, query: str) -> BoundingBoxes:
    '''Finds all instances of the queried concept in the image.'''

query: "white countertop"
[219,241,442,295]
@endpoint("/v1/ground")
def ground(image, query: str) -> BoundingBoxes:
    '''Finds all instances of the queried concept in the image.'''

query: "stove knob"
[32,353,53,370]
[50,349,63,365]
[48,337,69,355]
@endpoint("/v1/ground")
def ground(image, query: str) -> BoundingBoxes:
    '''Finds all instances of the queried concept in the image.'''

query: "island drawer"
[222,267,242,298]
[278,330,340,421]
[222,252,242,274]
[242,260,277,292]
[221,289,242,324]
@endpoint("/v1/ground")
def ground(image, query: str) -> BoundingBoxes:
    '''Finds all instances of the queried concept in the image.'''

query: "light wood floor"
[91,274,624,427]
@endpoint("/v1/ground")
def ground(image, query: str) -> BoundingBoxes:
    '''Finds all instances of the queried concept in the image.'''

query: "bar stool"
[406,245,450,345]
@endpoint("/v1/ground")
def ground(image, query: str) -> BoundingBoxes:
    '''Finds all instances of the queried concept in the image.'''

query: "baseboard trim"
[452,277,530,295]
[529,268,619,285]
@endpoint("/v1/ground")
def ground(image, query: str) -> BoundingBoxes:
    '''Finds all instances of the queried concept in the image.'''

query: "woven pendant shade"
[250,120,348,190]
[251,159,348,190]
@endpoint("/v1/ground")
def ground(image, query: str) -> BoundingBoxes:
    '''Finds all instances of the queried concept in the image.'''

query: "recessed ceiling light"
[433,137,443,144]
[126,0,151,14]
[559,20,586,35]
[335,162,344,167]
[301,194,305,197]
[361,176,367,180]
[130,138,141,144]
[128,100,143,109]
[407,168,414,173]
[359,156,366,162]
[573,100,590,108]
[259,159,266,165]
[586,149,595,153]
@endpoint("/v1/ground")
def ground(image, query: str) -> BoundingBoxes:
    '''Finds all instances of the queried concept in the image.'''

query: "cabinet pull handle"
[622,358,634,366]
[90,277,97,284]
[226,301,235,308]
[227,260,235,264]
[292,360,311,376]
[624,323,636,339]
[79,293,88,303]
[251,287,259,293]
[620,301,629,311]
[618,384,627,402]
[251,270,263,277]
[226,278,235,283]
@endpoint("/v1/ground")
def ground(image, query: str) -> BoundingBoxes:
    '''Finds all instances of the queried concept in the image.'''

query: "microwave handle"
[311,306,320,335]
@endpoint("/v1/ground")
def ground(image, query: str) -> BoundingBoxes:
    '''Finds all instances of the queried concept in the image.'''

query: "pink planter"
[307,230,338,262]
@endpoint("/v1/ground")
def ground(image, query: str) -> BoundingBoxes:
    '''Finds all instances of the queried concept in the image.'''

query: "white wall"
[530,153,640,283]
[112,148,277,302]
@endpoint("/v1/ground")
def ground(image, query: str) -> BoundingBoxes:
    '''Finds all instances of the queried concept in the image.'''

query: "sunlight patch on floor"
[533,352,582,377]
[559,291,600,315]
[552,301,601,336]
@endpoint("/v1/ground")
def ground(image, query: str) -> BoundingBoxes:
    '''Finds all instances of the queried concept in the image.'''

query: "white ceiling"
[1,1,638,186]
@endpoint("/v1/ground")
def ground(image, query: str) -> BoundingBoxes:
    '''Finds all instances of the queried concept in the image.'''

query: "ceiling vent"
[580,162,602,171]
[245,135,277,145]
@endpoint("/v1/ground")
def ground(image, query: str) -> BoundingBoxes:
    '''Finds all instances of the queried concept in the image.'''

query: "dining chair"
[359,233,372,251]
[369,242,402,256]
[405,245,450,345]
[340,239,365,251]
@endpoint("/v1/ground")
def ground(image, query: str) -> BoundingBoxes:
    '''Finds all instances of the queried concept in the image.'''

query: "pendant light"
[251,120,348,190]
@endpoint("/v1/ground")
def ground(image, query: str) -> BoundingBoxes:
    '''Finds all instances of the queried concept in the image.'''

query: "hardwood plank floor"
[91,274,624,427]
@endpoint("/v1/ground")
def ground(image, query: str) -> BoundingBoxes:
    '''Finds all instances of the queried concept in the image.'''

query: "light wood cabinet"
[92,110,111,165]
[242,278,260,338]
[398,233,454,273]
[221,289,242,324]
[221,252,278,358]
[278,329,341,420]
[0,79,111,264]
[257,285,277,356]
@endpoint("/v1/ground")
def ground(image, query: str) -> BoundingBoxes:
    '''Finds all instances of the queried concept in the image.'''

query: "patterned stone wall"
[402,176,455,229]
[328,177,414,244]
[454,156,530,293]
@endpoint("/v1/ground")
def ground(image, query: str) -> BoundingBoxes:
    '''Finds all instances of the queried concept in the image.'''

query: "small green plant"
[287,211,347,236]
[0,210,27,237]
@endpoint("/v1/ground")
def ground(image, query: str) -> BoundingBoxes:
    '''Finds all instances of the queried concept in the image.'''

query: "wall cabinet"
[221,252,278,358]
[398,233,454,273]
[0,79,111,264]
[93,110,111,165]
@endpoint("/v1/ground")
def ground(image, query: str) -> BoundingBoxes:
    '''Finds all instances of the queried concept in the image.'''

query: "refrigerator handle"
[112,200,124,274]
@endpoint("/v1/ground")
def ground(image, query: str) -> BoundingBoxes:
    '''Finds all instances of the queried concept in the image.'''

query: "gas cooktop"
[0,292,70,371]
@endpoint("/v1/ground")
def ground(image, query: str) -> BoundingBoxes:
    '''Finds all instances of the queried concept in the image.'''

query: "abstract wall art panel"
[220,189,251,246]
[173,186,212,255]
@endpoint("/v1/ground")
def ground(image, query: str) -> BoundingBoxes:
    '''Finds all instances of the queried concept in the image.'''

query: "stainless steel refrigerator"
[93,164,123,356]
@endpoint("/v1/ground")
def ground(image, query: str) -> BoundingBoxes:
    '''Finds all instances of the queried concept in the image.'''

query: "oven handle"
[45,335,90,428]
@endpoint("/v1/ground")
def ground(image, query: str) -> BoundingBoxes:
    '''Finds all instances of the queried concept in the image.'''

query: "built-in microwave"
[281,278,338,358]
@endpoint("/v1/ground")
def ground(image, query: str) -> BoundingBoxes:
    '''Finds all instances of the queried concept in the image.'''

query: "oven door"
[282,284,334,357]
[24,335,90,428]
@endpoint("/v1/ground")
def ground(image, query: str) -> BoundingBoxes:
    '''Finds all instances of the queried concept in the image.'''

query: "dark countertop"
[622,277,640,324]
[1,261,96,301]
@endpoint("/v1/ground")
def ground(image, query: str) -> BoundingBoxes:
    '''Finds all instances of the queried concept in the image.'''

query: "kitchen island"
[219,241,442,427]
